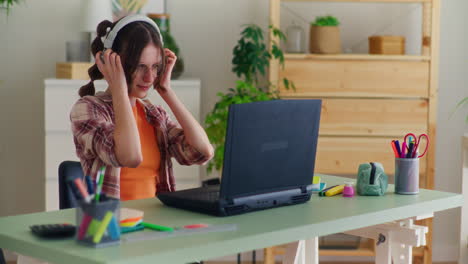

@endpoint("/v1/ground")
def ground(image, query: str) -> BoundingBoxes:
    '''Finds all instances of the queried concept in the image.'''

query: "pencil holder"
[76,195,120,247]
[394,158,419,194]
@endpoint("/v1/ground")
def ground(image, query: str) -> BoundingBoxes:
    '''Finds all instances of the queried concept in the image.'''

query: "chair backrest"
[58,161,84,209]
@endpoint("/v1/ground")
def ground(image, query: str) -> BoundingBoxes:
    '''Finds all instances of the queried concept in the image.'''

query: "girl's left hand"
[154,48,177,92]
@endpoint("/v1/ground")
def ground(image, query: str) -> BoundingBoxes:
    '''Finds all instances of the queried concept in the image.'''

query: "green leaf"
[449,96,468,121]
[206,24,294,175]
[312,15,340,26]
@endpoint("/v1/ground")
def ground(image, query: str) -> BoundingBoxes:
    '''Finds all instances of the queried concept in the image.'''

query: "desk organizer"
[395,158,419,194]
[76,196,120,247]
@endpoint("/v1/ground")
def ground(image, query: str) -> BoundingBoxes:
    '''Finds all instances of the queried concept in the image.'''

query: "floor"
[6,260,458,264]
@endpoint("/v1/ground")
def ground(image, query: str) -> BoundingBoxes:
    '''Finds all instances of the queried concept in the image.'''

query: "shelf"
[284,53,431,61]
[282,0,430,3]
[272,241,424,257]
[320,243,424,257]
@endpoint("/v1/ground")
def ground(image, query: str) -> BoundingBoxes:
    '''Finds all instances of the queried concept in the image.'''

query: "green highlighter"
[141,222,174,232]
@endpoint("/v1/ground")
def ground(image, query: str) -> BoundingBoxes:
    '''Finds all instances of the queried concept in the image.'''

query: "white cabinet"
[460,134,468,264]
[44,78,202,211]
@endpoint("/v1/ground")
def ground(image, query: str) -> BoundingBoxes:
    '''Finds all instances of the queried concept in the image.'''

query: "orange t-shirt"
[120,102,161,201]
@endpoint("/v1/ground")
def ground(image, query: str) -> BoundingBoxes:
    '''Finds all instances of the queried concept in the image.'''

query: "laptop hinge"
[300,186,307,193]
[220,198,235,206]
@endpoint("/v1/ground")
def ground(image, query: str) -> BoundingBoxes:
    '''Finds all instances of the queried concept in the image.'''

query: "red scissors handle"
[415,133,429,158]
[403,133,429,158]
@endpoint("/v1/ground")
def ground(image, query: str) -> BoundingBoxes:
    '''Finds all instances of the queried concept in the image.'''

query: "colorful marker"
[325,184,345,197]
[319,185,339,196]
[93,211,114,243]
[73,178,91,203]
[95,166,106,202]
[141,222,174,232]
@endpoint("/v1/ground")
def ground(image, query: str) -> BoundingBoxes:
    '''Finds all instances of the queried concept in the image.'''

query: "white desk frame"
[285,215,432,264]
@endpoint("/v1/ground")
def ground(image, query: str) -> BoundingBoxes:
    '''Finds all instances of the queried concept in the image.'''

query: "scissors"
[404,133,429,158]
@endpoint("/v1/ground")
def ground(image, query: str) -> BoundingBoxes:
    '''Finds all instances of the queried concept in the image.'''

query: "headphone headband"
[103,15,164,49]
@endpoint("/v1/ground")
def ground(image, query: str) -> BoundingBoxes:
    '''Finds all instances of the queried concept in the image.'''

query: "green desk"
[0,175,462,264]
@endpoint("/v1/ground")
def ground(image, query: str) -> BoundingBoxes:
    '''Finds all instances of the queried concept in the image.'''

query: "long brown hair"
[79,18,166,97]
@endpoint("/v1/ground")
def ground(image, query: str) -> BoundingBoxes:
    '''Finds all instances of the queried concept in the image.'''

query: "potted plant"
[148,13,184,79]
[454,97,468,122]
[0,0,20,14]
[204,24,294,174]
[309,15,341,54]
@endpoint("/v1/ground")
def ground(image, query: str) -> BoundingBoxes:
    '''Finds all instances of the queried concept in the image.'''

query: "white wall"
[0,0,466,262]
[434,0,468,260]
[0,0,162,216]
[0,0,84,217]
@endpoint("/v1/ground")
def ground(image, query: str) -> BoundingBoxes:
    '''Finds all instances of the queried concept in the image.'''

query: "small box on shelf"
[56,62,93,80]
[369,35,405,55]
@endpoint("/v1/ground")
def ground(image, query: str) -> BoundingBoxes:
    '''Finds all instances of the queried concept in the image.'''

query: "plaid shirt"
[70,91,209,199]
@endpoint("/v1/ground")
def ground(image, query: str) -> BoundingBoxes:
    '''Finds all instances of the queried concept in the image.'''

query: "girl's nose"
[143,69,156,82]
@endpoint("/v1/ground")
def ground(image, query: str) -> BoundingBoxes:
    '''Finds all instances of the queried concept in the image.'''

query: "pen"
[401,142,407,158]
[85,175,94,195]
[391,141,399,158]
[95,166,106,202]
[67,181,83,201]
[319,185,339,196]
[394,140,402,157]
[141,221,174,232]
[73,178,91,203]
[407,142,414,158]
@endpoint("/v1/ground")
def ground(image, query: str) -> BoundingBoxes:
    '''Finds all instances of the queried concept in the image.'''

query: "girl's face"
[129,43,162,99]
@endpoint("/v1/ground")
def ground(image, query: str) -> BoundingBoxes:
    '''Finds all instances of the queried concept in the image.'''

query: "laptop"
[157,99,322,216]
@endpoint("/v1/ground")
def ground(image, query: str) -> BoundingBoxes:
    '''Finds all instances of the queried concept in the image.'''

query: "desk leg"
[283,237,318,264]
[375,231,392,264]
[346,217,430,264]
[304,237,319,264]
[264,247,275,264]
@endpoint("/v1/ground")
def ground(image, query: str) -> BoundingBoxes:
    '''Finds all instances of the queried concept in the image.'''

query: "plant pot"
[148,13,185,79]
[309,25,341,54]
[172,57,184,80]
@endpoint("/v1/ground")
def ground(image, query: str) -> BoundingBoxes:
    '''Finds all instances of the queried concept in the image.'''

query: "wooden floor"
[203,261,457,264]
[5,260,457,264]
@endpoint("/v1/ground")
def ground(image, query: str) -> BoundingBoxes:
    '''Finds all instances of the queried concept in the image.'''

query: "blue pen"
[85,175,94,194]
[394,140,402,157]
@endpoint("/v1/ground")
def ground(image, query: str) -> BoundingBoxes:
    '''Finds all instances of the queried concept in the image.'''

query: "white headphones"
[102,14,164,50]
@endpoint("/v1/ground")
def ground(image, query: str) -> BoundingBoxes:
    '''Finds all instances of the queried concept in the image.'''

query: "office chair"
[0,249,5,264]
[58,161,84,210]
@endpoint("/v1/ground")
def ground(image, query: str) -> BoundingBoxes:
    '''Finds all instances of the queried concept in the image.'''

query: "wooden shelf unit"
[284,53,431,61]
[266,0,440,263]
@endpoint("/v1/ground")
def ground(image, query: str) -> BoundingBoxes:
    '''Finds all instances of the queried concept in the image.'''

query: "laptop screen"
[220,99,322,199]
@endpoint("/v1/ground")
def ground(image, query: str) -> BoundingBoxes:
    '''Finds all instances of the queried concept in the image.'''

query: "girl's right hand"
[95,49,128,96]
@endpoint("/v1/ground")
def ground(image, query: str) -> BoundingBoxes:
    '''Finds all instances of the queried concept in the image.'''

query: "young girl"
[70,15,213,201]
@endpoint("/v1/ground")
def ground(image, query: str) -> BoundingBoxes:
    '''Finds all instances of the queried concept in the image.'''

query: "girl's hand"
[154,48,176,93]
[95,49,128,96]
